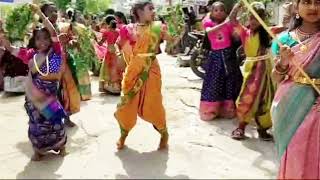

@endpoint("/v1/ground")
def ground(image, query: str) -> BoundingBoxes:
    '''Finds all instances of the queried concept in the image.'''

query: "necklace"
[297,27,316,38]
[294,28,316,53]
[33,53,49,76]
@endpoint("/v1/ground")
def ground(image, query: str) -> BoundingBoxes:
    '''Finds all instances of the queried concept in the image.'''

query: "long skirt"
[25,80,67,153]
[236,56,274,129]
[99,52,125,94]
[200,47,242,121]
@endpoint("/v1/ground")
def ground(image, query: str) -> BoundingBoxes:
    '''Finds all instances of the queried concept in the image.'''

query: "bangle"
[275,62,289,75]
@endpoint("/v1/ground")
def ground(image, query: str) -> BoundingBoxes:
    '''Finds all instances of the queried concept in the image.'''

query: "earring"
[296,13,300,19]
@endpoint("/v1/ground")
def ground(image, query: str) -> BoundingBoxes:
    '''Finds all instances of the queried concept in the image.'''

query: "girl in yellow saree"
[230,2,276,141]
[115,1,177,150]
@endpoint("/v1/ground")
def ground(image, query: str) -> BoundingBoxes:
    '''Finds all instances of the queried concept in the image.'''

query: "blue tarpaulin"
[0,0,14,2]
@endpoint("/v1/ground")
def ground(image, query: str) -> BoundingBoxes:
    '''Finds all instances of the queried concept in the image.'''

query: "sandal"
[231,128,245,140]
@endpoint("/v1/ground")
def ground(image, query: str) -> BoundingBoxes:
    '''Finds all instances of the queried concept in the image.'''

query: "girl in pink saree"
[271,0,320,178]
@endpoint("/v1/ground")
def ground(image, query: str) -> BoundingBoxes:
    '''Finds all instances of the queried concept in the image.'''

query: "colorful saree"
[114,21,167,136]
[59,22,93,101]
[98,29,125,94]
[55,23,81,115]
[272,32,320,179]
[235,26,275,130]
[16,41,67,153]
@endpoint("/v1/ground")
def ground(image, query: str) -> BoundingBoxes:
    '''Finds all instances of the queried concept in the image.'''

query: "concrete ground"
[0,52,278,179]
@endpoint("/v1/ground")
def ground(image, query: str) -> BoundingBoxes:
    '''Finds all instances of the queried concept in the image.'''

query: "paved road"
[0,53,278,179]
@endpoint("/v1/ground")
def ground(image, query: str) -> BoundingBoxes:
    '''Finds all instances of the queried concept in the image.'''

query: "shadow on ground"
[15,142,65,179]
[115,147,189,179]
[204,118,277,177]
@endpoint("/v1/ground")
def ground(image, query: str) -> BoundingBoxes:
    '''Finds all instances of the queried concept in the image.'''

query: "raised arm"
[30,4,57,38]
[205,20,230,33]
[0,33,35,64]
[229,2,243,23]
[0,33,14,53]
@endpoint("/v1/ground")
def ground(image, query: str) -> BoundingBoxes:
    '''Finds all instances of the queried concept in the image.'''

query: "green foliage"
[74,0,112,15]
[4,4,34,42]
[69,24,98,75]
[50,0,70,11]
[158,4,185,37]
[0,5,14,19]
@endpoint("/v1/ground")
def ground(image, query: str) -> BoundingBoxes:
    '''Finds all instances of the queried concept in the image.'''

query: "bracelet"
[275,62,289,75]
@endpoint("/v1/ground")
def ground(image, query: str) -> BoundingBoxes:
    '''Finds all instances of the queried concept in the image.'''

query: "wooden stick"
[241,0,320,95]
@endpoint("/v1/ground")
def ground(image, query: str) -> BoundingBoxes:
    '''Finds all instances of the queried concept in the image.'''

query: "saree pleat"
[115,22,167,134]
[272,33,320,179]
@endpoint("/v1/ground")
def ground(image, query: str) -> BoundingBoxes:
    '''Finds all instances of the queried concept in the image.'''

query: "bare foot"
[65,118,76,128]
[59,147,68,157]
[31,152,43,161]
[116,136,126,150]
[158,135,169,150]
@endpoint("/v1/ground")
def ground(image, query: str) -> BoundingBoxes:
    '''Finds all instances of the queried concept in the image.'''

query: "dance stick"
[240,0,320,95]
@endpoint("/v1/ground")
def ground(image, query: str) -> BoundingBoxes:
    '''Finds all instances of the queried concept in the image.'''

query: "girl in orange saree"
[115,1,177,150]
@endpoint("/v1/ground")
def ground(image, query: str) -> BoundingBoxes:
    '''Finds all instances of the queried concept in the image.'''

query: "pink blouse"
[202,17,234,50]
[100,29,119,45]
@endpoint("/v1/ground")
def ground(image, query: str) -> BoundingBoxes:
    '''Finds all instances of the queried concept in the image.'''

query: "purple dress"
[17,41,67,153]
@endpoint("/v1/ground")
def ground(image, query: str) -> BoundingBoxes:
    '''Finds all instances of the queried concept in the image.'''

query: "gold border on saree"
[246,54,271,62]
[294,76,320,86]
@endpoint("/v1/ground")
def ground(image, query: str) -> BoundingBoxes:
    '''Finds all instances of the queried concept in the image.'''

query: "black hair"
[40,2,55,15]
[257,26,271,49]
[27,27,52,50]
[105,15,117,29]
[207,0,215,7]
[40,2,57,23]
[67,9,76,23]
[131,0,153,22]
[115,11,128,25]
[159,16,165,24]
[251,2,271,49]
[206,0,217,13]
[211,1,226,12]
[105,8,115,15]
[289,0,302,31]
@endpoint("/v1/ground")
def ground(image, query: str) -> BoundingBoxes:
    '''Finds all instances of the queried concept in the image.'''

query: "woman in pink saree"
[271,0,320,178]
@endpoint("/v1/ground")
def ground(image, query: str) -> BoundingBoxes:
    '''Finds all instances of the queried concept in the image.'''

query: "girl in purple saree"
[0,4,67,161]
